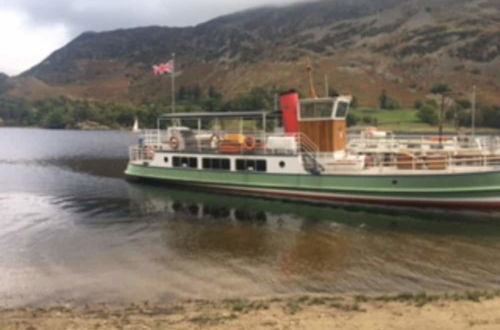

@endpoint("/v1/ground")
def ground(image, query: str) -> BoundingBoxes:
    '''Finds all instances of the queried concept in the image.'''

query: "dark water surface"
[2,128,500,307]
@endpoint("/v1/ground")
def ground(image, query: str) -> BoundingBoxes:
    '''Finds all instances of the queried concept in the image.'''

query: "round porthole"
[279,161,286,168]
[164,157,169,163]
[392,180,398,185]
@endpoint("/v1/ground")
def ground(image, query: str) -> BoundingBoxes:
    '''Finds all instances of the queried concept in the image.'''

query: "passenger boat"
[125,91,500,211]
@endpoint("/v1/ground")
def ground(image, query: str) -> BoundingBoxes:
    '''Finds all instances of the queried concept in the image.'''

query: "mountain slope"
[8,0,500,106]
[0,72,12,95]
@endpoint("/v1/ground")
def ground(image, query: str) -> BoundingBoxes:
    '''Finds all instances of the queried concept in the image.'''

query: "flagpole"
[171,52,176,114]
[471,85,476,138]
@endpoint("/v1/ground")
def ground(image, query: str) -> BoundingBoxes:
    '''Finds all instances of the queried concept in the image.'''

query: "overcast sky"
[0,0,301,76]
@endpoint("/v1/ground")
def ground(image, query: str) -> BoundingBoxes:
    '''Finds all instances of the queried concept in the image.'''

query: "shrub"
[379,90,401,110]
[418,104,438,125]
[347,113,359,126]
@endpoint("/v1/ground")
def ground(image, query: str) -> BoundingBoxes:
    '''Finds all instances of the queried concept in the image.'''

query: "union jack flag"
[153,61,174,76]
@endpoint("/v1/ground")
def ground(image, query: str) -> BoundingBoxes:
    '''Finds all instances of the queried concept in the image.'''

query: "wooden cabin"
[298,96,352,152]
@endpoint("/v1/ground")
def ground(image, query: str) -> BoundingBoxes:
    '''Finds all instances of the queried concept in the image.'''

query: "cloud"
[0,10,69,75]
[0,0,301,32]
[0,0,302,74]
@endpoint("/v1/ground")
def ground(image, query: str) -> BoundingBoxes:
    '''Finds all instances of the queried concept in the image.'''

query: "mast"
[171,52,176,114]
[307,58,318,99]
[324,74,329,97]
[439,94,445,146]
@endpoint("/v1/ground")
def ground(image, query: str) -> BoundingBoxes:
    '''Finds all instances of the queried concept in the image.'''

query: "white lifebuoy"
[210,134,220,149]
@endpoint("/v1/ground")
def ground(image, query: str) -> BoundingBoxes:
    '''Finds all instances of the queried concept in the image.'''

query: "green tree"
[350,96,359,109]
[204,85,223,111]
[347,113,359,126]
[191,85,202,101]
[223,86,274,111]
[177,86,187,101]
[42,108,66,129]
[481,105,500,128]
[379,89,401,110]
[328,87,340,97]
[379,89,388,109]
[208,85,222,99]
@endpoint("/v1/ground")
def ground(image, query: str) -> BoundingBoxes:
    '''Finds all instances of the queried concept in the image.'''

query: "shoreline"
[2,291,500,329]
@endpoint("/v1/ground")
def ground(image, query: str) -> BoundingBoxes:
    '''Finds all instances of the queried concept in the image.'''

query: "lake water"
[2,127,500,307]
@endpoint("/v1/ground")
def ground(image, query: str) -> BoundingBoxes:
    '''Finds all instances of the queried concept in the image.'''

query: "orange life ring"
[243,136,257,151]
[169,136,180,150]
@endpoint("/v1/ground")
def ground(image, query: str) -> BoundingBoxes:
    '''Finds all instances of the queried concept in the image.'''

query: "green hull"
[125,164,500,210]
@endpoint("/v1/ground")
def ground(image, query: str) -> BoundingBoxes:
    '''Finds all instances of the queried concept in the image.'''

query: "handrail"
[363,154,500,170]
[347,135,500,152]
[295,132,319,153]
[294,132,325,174]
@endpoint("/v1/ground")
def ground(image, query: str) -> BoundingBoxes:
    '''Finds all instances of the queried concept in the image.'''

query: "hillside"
[4,0,500,107]
[0,73,10,94]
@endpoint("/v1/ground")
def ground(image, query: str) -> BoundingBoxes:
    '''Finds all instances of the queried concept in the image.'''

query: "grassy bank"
[351,108,500,134]
[2,291,500,330]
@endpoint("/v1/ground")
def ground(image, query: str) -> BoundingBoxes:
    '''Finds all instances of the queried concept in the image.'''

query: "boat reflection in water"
[125,181,500,296]
[155,196,352,281]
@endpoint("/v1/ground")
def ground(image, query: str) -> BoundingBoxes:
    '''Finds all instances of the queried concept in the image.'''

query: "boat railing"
[477,136,500,153]
[362,153,500,172]
[347,134,493,153]
[134,129,323,157]
[130,146,153,162]
[140,129,162,146]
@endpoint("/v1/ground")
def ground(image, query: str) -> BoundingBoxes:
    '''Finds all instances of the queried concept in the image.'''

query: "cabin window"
[173,157,180,167]
[236,160,245,171]
[173,157,198,169]
[236,159,267,172]
[164,157,169,163]
[256,160,267,172]
[335,102,349,118]
[430,144,444,150]
[189,158,197,168]
[202,158,230,170]
[300,102,333,120]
